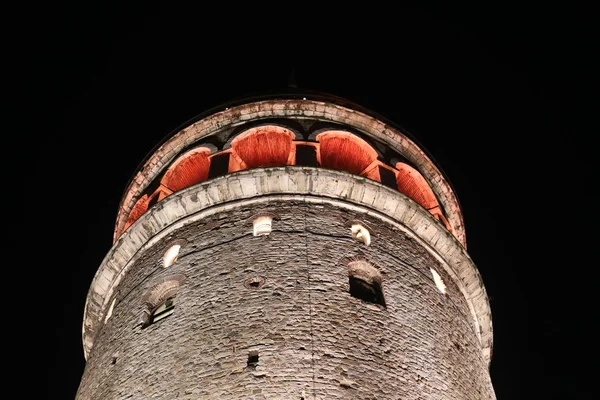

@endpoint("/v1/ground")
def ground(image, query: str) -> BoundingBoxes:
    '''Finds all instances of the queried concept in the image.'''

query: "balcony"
[121,126,452,238]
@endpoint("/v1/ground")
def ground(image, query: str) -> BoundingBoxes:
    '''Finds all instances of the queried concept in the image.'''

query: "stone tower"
[77,92,495,399]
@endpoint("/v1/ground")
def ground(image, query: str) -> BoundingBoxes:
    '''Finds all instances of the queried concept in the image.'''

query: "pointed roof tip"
[288,68,297,88]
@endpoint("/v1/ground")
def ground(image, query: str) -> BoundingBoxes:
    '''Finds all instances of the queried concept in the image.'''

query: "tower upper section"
[82,92,493,370]
[113,93,466,247]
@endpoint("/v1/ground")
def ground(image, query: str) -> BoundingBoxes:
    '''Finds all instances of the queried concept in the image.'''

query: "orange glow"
[150,185,173,203]
[225,150,246,173]
[161,148,211,192]
[395,162,439,210]
[122,134,447,238]
[360,161,399,184]
[123,186,173,233]
[231,126,295,168]
[359,160,381,181]
[430,206,453,232]
[317,131,378,175]
[124,194,150,231]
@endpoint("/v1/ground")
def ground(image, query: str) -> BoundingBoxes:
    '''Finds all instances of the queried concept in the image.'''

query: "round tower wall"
[76,200,494,400]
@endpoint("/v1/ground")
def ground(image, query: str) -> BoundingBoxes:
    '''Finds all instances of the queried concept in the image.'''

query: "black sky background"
[14,4,595,399]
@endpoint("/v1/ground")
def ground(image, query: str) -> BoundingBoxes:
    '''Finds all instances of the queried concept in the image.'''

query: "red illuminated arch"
[316,131,378,175]
[395,162,439,210]
[121,134,447,235]
[123,194,150,231]
[160,147,212,192]
[123,186,173,232]
[231,126,295,168]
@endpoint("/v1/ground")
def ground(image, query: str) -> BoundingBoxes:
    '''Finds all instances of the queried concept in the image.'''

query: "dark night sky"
[15,4,595,399]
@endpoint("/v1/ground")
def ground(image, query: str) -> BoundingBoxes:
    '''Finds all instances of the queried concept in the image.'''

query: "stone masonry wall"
[77,201,495,399]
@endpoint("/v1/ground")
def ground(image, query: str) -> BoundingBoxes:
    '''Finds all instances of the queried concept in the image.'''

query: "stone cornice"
[85,167,491,366]
[113,100,466,247]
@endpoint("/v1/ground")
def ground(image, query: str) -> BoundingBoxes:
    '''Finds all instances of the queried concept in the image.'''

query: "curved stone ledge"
[85,167,492,365]
[113,99,466,247]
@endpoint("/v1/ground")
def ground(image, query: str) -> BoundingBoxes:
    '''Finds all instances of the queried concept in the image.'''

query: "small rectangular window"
[247,350,259,368]
[208,153,230,179]
[151,296,176,323]
[295,145,319,167]
[349,277,386,308]
[378,166,397,189]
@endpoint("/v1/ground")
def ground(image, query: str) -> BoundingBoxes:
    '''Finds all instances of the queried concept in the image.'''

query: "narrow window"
[208,152,230,179]
[430,268,447,294]
[150,296,177,324]
[349,276,386,307]
[163,244,181,268]
[140,274,185,329]
[351,224,371,246]
[247,350,259,368]
[295,145,319,166]
[348,260,385,307]
[378,165,397,189]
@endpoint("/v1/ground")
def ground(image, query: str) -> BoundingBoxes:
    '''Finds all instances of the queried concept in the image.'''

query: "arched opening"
[316,131,378,175]
[160,147,212,192]
[347,259,386,308]
[123,194,150,232]
[231,126,295,168]
[141,275,185,328]
[395,162,439,211]
[149,296,177,324]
